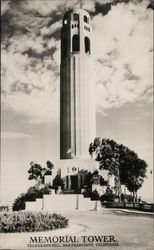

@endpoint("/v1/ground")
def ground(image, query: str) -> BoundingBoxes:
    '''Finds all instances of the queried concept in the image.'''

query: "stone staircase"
[25,192,101,211]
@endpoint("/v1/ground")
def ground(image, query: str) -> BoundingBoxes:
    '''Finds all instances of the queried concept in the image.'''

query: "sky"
[1,0,153,205]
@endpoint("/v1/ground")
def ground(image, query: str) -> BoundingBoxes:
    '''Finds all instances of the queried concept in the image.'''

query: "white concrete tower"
[60,8,96,160]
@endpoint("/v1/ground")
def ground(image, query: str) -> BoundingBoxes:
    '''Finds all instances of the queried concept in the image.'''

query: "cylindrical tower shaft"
[60,9,96,159]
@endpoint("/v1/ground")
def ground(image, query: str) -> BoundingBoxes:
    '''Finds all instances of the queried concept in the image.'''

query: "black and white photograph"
[0,0,153,249]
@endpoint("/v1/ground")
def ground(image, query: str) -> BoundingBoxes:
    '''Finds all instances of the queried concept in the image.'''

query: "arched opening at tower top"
[72,34,80,52]
[84,15,89,23]
[85,37,90,54]
[73,13,79,21]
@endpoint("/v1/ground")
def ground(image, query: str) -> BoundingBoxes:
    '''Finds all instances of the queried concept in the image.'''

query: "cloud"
[1,0,61,123]
[1,48,60,123]
[82,0,96,11]
[1,131,33,139]
[1,0,153,122]
[40,21,61,37]
[1,1,10,16]
[92,1,153,112]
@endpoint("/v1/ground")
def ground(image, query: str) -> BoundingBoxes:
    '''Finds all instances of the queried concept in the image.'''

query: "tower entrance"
[71,176,78,190]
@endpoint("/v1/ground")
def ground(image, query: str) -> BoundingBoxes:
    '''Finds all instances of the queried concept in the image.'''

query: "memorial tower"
[60,8,96,160]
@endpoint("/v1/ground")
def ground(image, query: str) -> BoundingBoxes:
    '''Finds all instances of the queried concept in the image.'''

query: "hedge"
[0,211,68,233]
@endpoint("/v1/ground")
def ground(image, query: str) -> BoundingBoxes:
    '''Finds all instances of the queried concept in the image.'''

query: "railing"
[101,202,154,212]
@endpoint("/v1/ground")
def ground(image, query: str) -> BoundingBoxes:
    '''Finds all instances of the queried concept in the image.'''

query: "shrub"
[12,194,26,211]
[91,190,100,200]
[125,194,134,202]
[53,175,64,191]
[100,193,115,202]
[100,187,115,202]
[121,193,125,202]
[12,186,52,211]
[82,187,91,197]
[0,211,68,233]
[40,186,50,196]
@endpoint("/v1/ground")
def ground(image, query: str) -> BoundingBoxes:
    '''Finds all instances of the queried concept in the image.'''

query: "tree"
[89,138,122,200]
[84,171,93,186]
[53,175,64,191]
[89,138,147,202]
[13,161,54,211]
[27,161,54,185]
[46,160,54,170]
[28,162,43,184]
[118,146,147,201]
